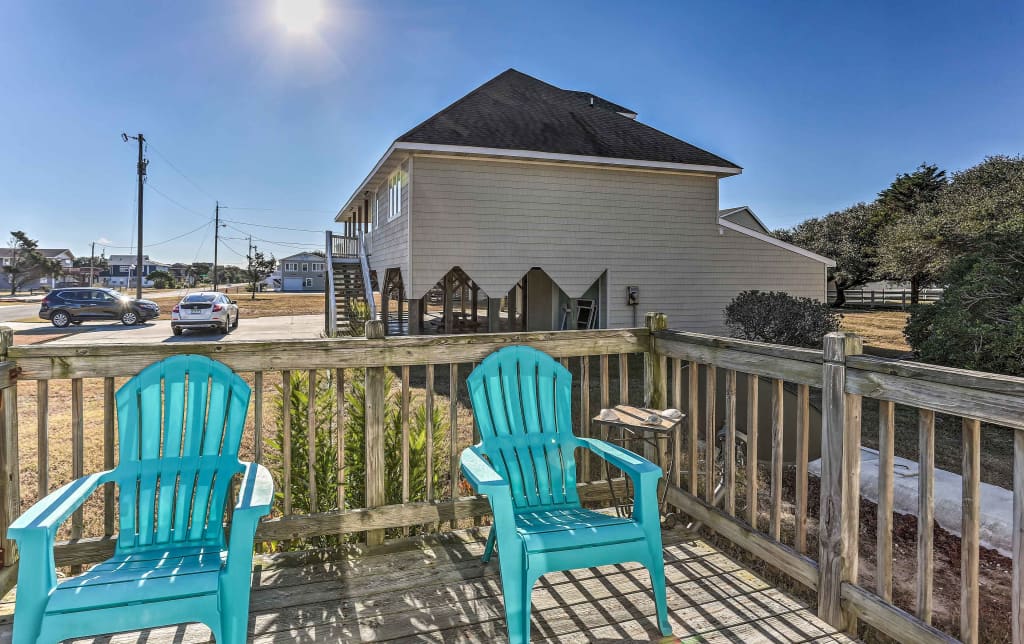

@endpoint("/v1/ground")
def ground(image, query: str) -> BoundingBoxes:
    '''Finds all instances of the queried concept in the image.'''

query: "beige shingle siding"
[366,160,410,283]
[402,155,824,334]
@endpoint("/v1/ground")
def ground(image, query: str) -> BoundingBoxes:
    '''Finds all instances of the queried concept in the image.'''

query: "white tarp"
[809,446,1012,557]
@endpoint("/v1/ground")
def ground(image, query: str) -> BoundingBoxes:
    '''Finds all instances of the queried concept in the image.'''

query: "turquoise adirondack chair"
[8,355,273,644]
[461,346,671,643]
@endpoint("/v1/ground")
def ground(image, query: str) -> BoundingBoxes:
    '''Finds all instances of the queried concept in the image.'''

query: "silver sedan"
[170,292,239,336]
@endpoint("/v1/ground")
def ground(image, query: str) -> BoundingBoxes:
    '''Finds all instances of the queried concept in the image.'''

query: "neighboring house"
[168,263,192,284]
[280,252,326,292]
[105,254,170,288]
[0,248,75,291]
[333,69,834,334]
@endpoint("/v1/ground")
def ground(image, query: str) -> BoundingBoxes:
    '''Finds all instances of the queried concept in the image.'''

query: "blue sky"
[1,1,1021,265]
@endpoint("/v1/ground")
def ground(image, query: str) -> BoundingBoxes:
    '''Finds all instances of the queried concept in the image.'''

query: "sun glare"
[274,0,324,35]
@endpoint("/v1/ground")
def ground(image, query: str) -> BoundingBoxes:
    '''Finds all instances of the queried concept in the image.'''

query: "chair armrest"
[578,438,662,484]
[460,446,510,495]
[8,471,110,540]
[233,462,274,518]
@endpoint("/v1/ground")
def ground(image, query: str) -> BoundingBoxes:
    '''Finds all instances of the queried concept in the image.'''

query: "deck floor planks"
[0,530,854,643]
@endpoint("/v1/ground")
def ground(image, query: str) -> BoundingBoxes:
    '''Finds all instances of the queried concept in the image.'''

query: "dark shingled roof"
[397,69,739,169]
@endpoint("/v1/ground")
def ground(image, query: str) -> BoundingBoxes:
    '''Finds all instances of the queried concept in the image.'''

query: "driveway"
[6,314,324,345]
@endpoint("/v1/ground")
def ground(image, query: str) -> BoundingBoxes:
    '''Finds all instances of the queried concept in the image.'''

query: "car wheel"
[222,315,231,334]
[172,326,183,336]
[51,311,71,328]
[232,313,239,329]
[121,310,139,326]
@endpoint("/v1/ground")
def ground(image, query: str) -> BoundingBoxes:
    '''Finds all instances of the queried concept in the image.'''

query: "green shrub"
[904,247,1024,375]
[268,368,448,549]
[724,290,841,348]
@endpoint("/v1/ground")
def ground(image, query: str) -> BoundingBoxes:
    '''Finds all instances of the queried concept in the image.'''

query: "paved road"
[5,314,323,344]
[0,303,40,322]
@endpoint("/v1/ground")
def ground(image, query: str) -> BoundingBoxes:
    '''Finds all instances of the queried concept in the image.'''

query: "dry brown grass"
[839,309,911,357]
[231,292,324,318]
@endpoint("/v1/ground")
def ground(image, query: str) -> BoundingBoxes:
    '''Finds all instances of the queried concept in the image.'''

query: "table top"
[592,404,684,433]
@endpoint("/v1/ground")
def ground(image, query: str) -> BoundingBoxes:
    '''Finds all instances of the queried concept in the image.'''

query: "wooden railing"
[330,233,359,258]
[2,319,1022,643]
[324,230,338,337]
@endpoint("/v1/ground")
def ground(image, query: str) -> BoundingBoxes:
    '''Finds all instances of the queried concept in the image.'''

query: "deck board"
[0,529,855,643]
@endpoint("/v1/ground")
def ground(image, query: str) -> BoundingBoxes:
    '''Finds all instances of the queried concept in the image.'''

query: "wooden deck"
[0,529,853,643]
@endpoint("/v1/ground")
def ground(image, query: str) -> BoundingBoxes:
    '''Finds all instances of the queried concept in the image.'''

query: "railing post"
[364,320,386,546]
[0,326,20,582]
[818,331,863,631]
[325,229,337,337]
[643,312,668,409]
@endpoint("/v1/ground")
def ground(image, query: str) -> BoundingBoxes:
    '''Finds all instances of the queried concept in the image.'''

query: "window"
[304,278,313,288]
[285,262,298,271]
[302,263,309,272]
[312,262,324,272]
[388,171,403,221]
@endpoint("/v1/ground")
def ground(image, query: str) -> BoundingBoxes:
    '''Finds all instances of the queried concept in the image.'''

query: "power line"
[221,206,335,213]
[100,219,212,249]
[147,182,210,219]
[223,224,316,248]
[219,218,325,233]
[145,141,218,202]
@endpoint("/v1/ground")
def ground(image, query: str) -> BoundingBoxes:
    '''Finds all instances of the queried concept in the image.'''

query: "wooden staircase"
[325,232,377,336]
[332,259,368,333]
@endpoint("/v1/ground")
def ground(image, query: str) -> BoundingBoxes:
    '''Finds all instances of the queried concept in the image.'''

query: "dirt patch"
[839,310,912,358]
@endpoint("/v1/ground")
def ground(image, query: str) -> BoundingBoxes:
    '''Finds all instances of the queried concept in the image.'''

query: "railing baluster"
[599,355,610,484]
[705,364,716,504]
[103,377,115,537]
[724,369,737,516]
[794,383,810,554]
[307,369,318,513]
[672,358,682,489]
[917,408,935,624]
[425,364,435,527]
[580,356,591,482]
[71,377,84,574]
[688,362,699,496]
[36,380,48,499]
[449,362,459,531]
[335,368,345,510]
[961,417,981,644]
[877,399,895,600]
[619,353,629,405]
[746,373,759,528]
[253,371,264,464]
[770,377,784,541]
[1014,428,1024,644]
[0,329,21,570]
[282,370,292,516]
[401,365,411,536]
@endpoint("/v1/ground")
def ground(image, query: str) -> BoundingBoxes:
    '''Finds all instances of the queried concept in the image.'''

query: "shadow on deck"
[1,529,854,643]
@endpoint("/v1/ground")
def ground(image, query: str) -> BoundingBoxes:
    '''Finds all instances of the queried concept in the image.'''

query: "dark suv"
[39,288,161,328]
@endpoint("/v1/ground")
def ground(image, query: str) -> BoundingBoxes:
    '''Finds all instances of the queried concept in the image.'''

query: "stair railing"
[358,231,378,321]
[324,230,338,337]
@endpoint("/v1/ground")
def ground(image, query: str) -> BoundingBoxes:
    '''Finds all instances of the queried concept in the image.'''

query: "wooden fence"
[832,288,943,308]
[1,319,1022,643]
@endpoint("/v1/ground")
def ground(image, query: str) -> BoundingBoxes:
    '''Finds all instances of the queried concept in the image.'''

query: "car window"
[95,291,115,302]
[183,294,216,303]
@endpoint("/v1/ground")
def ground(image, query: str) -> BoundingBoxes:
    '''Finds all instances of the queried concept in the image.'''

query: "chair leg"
[482,527,497,563]
[646,557,671,636]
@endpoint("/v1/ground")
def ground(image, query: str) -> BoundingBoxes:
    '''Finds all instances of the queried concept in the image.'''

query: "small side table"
[592,405,684,527]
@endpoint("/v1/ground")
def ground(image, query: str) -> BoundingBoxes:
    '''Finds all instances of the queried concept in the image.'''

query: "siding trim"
[337,141,742,219]
[717,218,836,267]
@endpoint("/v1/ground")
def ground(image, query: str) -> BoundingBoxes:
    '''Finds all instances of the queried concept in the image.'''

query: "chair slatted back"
[467,346,580,512]
[114,355,251,552]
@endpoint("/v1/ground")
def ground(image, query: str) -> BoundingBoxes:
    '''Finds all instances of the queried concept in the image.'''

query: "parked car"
[170,292,239,336]
[39,288,161,328]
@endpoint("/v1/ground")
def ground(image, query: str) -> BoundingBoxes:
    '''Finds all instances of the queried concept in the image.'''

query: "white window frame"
[388,171,403,221]
[304,277,313,288]
[285,262,298,272]
[302,263,309,272]
[312,262,324,272]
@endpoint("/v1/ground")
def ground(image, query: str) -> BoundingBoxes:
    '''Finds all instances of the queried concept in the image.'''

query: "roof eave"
[717,218,836,267]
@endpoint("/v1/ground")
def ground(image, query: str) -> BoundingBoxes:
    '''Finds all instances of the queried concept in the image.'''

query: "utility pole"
[121,132,147,299]
[213,201,220,291]
[89,242,95,286]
